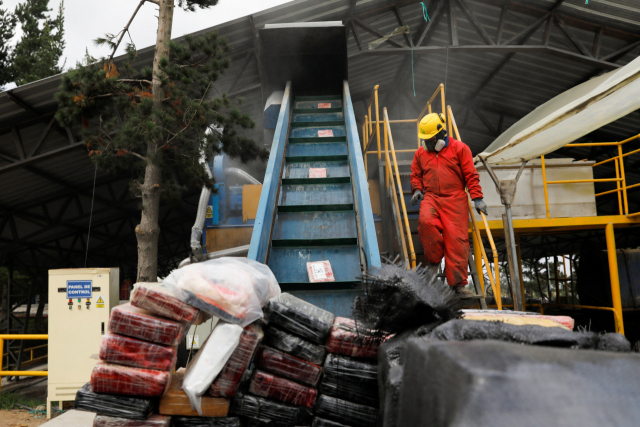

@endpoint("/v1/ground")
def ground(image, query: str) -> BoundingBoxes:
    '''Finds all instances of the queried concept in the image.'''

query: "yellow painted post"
[374,86,381,161]
[384,114,389,189]
[614,158,623,215]
[363,119,368,176]
[515,234,526,311]
[0,338,3,395]
[471,219,486,295]
[617,145,629,215]
[541,155,550,219]
[480,212,502,308]
[605,223,625,335]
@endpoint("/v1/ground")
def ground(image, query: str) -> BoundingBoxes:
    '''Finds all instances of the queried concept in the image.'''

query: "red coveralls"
[410,137,483,287]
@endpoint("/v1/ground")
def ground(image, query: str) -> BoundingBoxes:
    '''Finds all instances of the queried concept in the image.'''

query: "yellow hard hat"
[418,113,446,140]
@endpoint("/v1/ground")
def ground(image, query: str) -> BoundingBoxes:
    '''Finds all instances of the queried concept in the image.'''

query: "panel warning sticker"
[318,129,334,137]
[318,103,331,108]
[307,260,335,283]
[309,168,327,178]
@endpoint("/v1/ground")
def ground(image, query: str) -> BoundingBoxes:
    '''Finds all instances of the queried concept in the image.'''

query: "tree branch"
[123,150,150,162]
[108,0,148,62]
[165,82,211,145]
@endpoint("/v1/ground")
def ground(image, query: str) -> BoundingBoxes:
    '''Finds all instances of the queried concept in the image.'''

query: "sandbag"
[172,416,242,427]
[108,303,188,346]
[265,293,334,344]
[90,362,170,397]
[131,282,202,324]
[397,339,640,427]
[183,322,243,414]
[248,370,317,408]
[257,346,322,387]
[354,261,460,333]
[320,354,378,407]
[461,309,574,329]
[325,317,388,359]
[74,383,156,420]
[93,414,170,427]
[99,333,177,371]
[163,257,280,326]
[315,395,378,427]
[230,392,314,426]
[210,323,264,398]
[159,370,230,417]
[313,417,350,427]
[263,325,327,365]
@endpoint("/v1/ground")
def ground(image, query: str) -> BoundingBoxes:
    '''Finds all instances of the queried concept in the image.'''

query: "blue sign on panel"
[67,280,92,299]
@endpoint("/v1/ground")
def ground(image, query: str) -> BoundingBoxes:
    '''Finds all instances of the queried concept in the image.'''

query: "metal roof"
[2,0,640,273]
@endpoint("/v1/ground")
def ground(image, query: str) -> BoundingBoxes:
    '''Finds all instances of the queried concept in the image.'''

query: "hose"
[178,245,250,269]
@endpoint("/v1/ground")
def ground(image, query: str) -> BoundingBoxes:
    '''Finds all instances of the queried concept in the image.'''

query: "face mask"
[434,139,446,152]
[423,137,447,152]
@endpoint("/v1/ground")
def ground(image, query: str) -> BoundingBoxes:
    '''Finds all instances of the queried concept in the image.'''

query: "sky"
[3,0,293,73]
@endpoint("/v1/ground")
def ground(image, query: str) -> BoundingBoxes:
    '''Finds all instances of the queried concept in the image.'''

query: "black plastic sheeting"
[397,339,640,427]
[74,383,156,420]
[312,417,350,427]
[315,395,378,427]
[264,325,327,365]
[354,261,460,333]
[427,319,631,351]
[242,417,310,426]
[265,293,335,344]
[230,392,314,426]
[320,354,378,407]
[172,416,242,426]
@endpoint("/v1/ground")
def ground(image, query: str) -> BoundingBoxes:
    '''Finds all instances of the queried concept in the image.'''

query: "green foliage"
[178,0,219,12]
[55,31,267,203]
[12,0,65,86]
[0,0,17,87]
[0,391,46,411]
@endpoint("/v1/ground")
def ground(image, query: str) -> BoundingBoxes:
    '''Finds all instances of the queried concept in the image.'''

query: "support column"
[471,229,485,295]
[605,223,625,335]
[515,234,526,311]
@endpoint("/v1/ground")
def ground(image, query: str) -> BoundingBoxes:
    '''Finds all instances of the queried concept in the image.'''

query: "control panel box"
[47,268,119,418]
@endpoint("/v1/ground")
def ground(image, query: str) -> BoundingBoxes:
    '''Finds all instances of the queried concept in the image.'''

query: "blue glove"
[411,190,423,206]
[474,198,487,215]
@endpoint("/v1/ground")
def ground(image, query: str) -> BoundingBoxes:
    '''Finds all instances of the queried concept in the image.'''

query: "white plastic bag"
[163,257,280,326]
[182,321,243,415]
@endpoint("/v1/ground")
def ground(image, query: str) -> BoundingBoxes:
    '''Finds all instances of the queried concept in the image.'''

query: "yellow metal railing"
[0,334,48,394]
[2,343,48,369]
[361,84,502,308]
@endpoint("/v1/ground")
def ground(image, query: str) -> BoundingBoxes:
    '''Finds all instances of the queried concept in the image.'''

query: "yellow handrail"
[0,334,48,394]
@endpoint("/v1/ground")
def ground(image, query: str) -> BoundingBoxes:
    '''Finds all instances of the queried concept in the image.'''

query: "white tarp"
[476,55,640,165]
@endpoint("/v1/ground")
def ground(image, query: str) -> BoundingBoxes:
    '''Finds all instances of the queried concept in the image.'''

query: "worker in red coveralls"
[410,113,487,298]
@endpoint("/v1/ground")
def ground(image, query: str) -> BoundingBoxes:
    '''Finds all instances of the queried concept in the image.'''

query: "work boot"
[453,286,476,299]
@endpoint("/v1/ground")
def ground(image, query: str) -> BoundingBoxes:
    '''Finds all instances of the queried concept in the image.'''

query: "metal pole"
[605,223,625,335]
[504,208,523,311]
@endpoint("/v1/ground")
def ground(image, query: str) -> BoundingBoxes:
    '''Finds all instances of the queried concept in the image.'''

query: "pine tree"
[12,0,65,86]
[55,0,267,282]
[0,0,17,88]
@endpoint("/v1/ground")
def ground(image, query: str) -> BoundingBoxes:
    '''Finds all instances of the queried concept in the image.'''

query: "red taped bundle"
[210,323,263,398]
[257,347,322,387]
[108,303,188,346]
[248,370,317,408]
[131,283,200,324]
[325,317,389,359]
[90,362,170,397]
[93,414,171,427]
[99,333,177,371]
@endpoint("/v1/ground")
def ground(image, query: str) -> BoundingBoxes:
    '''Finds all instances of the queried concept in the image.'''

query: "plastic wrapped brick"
[182,322,243,414]
[75,383,156,419]
[172,416,242,427]
[131,282,202,324]
[248,370,317,408]
[90,362,171,397]
[108,303,188,346]
[210,323,264,398]
[99,333,177,371]
[160,370,230,417]
[315,395,378,427]
[325,317,388,359]
[265,293,334,344]
[93,414,170,427]
[313,418,350,427]
[163,257,281,326]
[264,325,327,365]
[320,354,378,407]
[230,392,313,426]
[256,346,322,387]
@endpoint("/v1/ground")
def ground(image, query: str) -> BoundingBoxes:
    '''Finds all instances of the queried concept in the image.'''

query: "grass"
[0,392,46,411]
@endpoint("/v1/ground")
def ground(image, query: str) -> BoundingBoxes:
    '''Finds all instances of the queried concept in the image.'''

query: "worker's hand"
[411,190,423,206]
[474,198,488,216]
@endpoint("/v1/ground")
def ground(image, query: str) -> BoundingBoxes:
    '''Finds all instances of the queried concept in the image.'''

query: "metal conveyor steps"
[267,95,361,289]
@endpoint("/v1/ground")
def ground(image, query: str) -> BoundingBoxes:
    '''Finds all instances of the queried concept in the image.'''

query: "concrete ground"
[40,410,94,426]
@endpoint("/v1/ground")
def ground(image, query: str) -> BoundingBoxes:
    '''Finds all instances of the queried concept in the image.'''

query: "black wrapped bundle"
[313,417,350,427]
[354,261,460,333]
[265,293,334,344]
[320,354,378,406]
[231,392,314,426]
[315,395,378,427]
[74,383,156,420]
[242,417,311,426]
[172,416,242,427]
[264,325,327,365]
